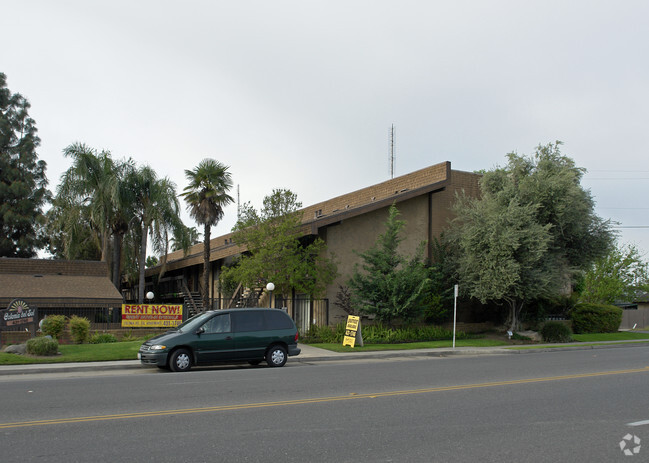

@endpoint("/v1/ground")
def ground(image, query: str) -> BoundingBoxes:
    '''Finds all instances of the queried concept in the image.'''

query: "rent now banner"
[121,304,183,328]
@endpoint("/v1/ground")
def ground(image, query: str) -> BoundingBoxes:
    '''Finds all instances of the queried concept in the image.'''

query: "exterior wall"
[142,163,482,326]
[430,169,481,239]
[321,169,481,325]
[322,195,431,323]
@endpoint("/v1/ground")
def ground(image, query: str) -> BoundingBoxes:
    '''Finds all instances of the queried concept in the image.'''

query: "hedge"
[570,303,623,334]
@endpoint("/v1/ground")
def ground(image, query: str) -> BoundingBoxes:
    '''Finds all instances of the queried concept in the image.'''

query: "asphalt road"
[1,346,648,462]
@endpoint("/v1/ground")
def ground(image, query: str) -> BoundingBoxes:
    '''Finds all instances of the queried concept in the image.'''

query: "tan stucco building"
[146,161,480,329]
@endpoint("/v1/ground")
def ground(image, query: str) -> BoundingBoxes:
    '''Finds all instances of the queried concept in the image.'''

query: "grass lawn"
[572,332,649,342]
[2,331,649,364]
[307,338,509,353]
[0,341,141,365]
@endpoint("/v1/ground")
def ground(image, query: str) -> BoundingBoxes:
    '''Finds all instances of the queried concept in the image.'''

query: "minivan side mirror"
[195,327,205,335]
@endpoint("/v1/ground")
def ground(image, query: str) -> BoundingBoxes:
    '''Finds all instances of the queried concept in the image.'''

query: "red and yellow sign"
[121,304,183,328]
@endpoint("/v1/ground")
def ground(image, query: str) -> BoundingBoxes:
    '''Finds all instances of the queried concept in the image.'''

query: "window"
[232,311,264,332]
[264,310,293,330]
[202,314,231,333]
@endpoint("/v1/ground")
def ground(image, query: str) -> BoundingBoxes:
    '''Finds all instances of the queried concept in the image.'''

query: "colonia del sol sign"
[1,299,38,327]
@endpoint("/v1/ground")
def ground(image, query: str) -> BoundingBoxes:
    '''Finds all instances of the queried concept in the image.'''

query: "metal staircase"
[182,281,204,317]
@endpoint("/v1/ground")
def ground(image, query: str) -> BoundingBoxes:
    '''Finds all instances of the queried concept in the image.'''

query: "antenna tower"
[389,124,395,179]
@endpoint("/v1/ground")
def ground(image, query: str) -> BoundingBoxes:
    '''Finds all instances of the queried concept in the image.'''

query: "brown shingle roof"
[0,258,123,308]
[153,161,451,273]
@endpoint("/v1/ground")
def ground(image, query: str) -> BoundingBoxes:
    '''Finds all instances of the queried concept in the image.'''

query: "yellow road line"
[2,366,648,429]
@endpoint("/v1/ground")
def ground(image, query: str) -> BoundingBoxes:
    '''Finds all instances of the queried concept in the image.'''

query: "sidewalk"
[1,340,648,376]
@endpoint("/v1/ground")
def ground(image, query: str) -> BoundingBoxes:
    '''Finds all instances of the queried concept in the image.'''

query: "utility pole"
[389,124,395,179]
[237,184,240,220]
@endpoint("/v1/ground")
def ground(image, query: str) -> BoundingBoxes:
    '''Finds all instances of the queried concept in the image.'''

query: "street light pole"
[266,282,275,308]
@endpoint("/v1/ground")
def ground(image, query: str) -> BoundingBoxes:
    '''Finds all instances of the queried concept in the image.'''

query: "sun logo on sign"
[620,434,641,456]
[8,299,29,314]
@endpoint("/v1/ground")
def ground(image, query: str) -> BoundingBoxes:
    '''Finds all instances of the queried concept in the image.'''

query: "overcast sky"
[4,0,649,256]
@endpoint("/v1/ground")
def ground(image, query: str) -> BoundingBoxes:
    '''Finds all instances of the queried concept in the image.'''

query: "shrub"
[26,336,59,356]
[541,322,573,343]
[68,316,90,344]
[41,315,67,339]
[119,331,139,342]
[301,322,467,344]
[570,303,623,334]
[89,332,118,344]
[301,324,346,343]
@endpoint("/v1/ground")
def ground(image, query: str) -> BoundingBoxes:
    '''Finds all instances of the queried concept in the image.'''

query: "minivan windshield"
[173,312,213,333]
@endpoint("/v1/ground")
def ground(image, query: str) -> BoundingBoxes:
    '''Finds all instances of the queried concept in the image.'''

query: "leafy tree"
[0,72,50,256]
[447,142,614,330]
[448,192,555,331]
[129,165,185,303]
[481,142,613,275]
[421,238,455,323]
[171,225,200,251]
[46,194,102,260]
[224,189,337,299]
[53,143,135,287]
[579,243,649,305]
[348,203,429,324]
[181,159,234,308]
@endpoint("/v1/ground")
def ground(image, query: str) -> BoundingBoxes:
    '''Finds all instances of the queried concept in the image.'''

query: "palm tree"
[128,165,185,303]
[57,143,134,286]
[180,159,234,309]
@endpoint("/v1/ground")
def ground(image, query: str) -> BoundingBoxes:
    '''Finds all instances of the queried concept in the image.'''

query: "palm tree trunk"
[112,231,123,290]
[203,222,211,309]
[139,225,148,303]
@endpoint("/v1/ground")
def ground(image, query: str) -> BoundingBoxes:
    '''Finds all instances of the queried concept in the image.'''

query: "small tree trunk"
[507,299,524,332]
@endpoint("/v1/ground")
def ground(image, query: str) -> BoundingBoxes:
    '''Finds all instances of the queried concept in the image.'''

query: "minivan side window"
[263,310,293,329]
[202,314,231,333]
[231,311,264,332]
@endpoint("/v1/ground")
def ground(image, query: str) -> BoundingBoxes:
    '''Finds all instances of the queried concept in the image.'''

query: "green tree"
[348,203,429,324]
[447,142,614,330]
[579,243,649,305]
[53,143,135,288]
[171,225,200,251]
[0,72,50,257]
[449,192,555,331]
[129,165,185,303]
[481,142,613,276]
[180,159,234,308]
[225,189,337,299]
[46,194,102,260]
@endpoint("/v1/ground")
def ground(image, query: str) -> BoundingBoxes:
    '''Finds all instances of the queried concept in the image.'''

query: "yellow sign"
[121,304,183,328]
[342,315,361,348]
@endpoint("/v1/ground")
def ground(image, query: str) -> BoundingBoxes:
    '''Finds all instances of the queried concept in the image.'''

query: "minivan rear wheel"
[169,349,192,372]
[266,345,287,367]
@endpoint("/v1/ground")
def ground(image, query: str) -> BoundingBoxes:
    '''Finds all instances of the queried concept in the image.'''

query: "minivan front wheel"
[266,345,287,367]
[169,349,192,372]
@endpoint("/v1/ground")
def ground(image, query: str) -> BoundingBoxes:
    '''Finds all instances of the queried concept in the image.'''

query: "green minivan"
[138,308,301,372]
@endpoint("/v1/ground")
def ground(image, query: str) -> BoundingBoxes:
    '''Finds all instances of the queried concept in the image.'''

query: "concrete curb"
[1,341,648,376]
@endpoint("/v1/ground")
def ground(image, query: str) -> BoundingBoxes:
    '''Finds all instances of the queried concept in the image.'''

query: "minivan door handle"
[225,336,232,340]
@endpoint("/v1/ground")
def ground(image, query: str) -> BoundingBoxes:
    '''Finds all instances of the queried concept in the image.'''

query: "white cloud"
[5,0,649,254]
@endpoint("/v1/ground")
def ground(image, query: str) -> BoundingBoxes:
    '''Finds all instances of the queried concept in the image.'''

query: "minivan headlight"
[149,345,167,351]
